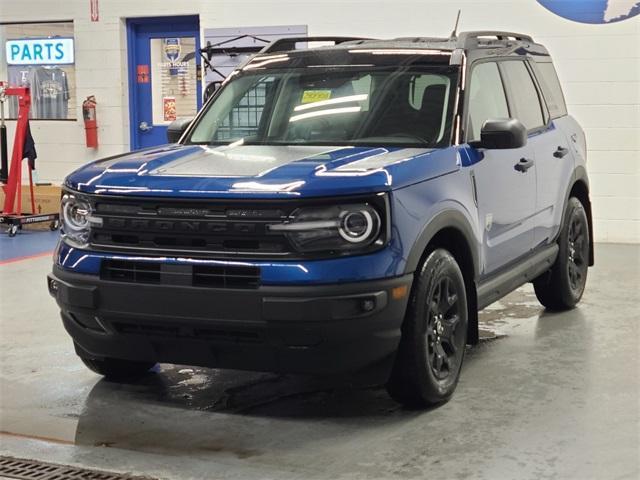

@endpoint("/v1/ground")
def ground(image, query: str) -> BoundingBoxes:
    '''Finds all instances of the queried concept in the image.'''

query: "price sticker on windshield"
[301,90,332,104]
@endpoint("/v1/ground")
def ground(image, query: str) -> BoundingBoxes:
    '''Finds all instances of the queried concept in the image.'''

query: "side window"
[499,61,545,131]
[534,61,568,119]
[466,62,509,142]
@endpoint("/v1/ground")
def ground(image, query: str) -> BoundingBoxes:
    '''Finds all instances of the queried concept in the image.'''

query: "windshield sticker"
[301,90,332,104]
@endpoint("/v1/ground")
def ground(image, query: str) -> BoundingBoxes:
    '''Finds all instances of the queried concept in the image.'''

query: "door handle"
[553,146,569,158]
[514,157,534,173]
[139,121,153,132]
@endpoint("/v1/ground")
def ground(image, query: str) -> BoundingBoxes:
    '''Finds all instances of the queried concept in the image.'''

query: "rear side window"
[534,62,568,119]
[466,62,510,141]
[499,61,545,131]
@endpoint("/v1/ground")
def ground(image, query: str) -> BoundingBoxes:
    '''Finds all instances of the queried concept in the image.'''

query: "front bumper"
[48,266,412,375]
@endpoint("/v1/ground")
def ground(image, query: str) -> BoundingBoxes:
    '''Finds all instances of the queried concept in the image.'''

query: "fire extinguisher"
[82,95,98,148]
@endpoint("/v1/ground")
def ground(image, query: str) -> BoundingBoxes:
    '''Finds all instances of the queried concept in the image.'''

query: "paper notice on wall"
[163,96,176,121]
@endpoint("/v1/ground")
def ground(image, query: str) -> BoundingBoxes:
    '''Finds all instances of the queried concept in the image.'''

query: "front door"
[466,61,537,275]
[473,145,537,275]
[127,16,201,149]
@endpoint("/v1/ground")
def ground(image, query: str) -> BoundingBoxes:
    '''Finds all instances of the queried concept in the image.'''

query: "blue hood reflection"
[65,143,461,198]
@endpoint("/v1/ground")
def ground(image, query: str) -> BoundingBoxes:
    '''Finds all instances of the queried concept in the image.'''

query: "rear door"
[529,60,577,246]
[466,61,537,275]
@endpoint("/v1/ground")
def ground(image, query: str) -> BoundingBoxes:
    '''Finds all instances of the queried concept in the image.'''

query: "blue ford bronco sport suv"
[49,32,593,407]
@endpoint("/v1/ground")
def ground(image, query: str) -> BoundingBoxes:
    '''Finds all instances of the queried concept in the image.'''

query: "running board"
[477,244,559,310]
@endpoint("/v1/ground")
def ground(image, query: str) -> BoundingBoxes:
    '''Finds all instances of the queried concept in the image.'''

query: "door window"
[149,37,198,125]
[533,61,568,119]
[466,62,509,141]
[499,61,545,131]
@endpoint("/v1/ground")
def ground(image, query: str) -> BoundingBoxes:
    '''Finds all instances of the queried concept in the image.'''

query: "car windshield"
[188,65,458,148]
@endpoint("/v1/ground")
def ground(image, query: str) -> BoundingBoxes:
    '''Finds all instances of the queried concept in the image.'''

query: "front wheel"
[386,248,468,408]
[534,197,589,310]
[80,356,155,380]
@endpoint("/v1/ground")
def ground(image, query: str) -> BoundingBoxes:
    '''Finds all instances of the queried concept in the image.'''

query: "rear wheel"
[80,357,155,380]
[387,248,468,407]
[534,197,589,310]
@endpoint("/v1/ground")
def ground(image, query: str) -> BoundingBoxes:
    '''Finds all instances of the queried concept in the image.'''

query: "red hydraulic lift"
[0,82,59,237]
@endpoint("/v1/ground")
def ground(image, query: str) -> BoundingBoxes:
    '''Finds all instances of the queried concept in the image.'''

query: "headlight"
[61,194,92,248]
[269,203,384,253]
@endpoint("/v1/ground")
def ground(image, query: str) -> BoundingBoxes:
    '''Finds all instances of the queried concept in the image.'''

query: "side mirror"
[166,118,193,143]
[474,118,527,149]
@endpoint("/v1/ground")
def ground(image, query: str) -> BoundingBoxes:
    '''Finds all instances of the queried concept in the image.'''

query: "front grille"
[101,259,161,283]
[88,197,294,258]
[101,259,260,289]
[192,264,260,288]
[74,192,389,259]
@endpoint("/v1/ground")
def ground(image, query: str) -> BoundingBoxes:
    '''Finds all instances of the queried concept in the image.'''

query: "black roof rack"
[254,31,537,57]
[456,31,534,48]
[260,36,371,54]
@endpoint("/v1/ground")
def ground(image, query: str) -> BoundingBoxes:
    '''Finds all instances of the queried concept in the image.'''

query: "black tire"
[386,248,468,408]
[534,197,589,310]
[80,357,155,380]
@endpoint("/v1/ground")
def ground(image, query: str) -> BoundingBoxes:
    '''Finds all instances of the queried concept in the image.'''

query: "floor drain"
[0,456,157,480]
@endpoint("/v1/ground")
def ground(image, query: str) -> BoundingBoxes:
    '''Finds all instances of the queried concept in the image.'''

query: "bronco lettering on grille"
[101,217,261,234]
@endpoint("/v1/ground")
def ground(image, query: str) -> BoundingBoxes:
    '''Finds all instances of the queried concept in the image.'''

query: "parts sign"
[6,38,75,65]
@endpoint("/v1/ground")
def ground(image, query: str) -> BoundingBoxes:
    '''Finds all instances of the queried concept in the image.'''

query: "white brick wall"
[1,0,639,242]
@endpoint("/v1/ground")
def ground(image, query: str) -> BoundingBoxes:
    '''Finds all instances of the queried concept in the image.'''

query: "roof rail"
[260,36,370,54]
[457,31,533,49]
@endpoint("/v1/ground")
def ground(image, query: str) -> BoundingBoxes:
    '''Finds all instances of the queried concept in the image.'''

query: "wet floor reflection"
[73,366,422,456]
[69,290,544,456]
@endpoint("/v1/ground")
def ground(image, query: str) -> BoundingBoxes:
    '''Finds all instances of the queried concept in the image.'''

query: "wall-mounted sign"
[90,0,99,22]
[136,64,150,83]
[164,38,181,62]
[6,38,75,65]
[163,96,177,121]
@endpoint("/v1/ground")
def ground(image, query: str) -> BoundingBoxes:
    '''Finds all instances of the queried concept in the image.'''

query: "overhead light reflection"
[349,49,451,56]
[290,106,361,123]
[243,55,290,70]
[294,94,368,112]
[231,180,305,192]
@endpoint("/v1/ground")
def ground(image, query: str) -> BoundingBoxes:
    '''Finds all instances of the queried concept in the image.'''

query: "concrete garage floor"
[0,244,638,480]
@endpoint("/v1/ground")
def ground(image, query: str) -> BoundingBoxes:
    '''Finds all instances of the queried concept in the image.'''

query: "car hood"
[65,144,461,198]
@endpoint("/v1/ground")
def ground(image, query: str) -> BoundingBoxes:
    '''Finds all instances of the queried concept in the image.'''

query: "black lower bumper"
[48,266,412,376]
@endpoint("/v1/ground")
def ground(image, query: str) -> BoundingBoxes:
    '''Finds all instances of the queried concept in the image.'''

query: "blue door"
[466,61,537,275]
[127,16,201,149]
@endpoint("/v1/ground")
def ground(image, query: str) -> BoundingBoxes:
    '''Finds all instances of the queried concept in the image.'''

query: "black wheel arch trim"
[404,208,480,345]
[404,209,479,278]
[561,165,594,266]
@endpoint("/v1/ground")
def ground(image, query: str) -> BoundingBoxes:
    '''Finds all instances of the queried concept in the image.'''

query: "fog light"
[48,278,59,295]
[361,298,376,312]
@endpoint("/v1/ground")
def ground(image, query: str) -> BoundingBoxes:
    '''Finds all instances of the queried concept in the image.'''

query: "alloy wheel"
[567,213,588,294]
[425,275,464,380]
